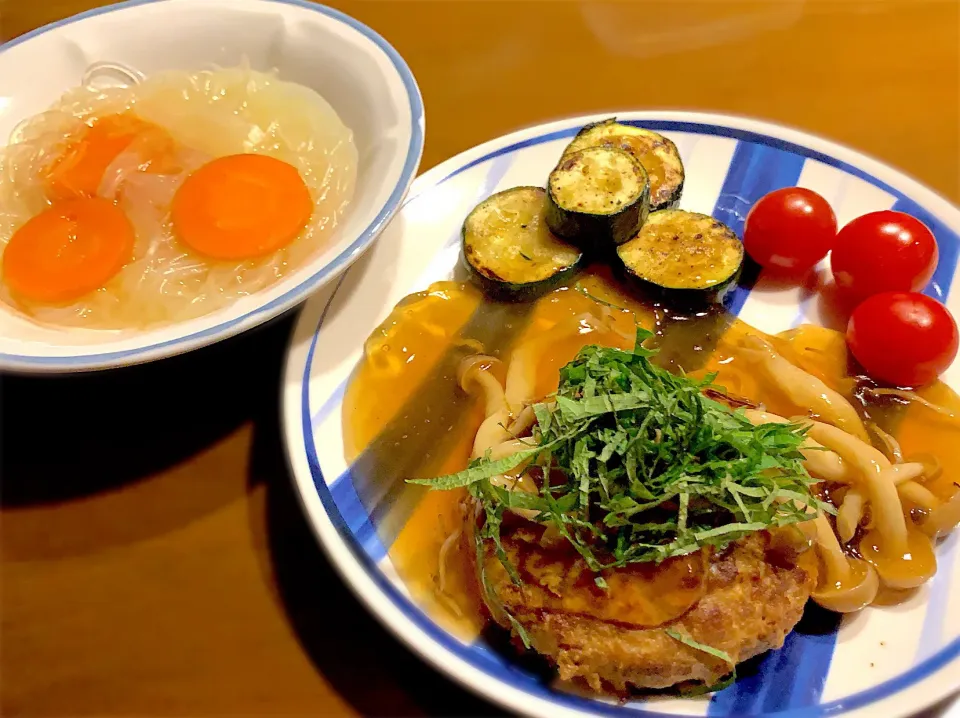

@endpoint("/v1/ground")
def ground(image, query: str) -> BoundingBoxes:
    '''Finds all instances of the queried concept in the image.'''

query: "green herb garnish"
[410,326,830,644]
[665,628,735,667]
[665,628,737,694]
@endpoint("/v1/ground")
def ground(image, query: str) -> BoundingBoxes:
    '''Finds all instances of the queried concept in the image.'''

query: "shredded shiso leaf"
[412,327,829,565]
[665,628,737,691]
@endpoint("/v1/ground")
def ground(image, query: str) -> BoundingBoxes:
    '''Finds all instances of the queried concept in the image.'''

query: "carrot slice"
[171,154,313,260]
[2,198,135,303]
[45,113,175,201]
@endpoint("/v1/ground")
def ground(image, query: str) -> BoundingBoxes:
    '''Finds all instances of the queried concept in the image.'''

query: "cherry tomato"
[846,292,958,386]
[743,187,837,273]
[831,210,938,301]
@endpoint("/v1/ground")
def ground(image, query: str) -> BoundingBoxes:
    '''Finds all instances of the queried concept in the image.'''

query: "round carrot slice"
[2,198,135,304]
[171,154,313,260]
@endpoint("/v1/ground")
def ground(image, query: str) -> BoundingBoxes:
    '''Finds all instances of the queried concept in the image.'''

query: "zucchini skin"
[615,262,743,306]
[461,186,584,302]
[545,148,650,253]
[564,118,684,212]
[459,250,580,302]
[616,210,744,305]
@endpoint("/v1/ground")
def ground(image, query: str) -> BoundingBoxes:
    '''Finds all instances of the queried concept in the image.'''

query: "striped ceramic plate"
[281,112,960,718]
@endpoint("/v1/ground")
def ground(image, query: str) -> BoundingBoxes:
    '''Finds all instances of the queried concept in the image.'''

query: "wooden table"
[1,1,958,715]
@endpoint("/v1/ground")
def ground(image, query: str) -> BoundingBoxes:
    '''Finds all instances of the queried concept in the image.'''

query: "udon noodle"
[0,62,357,329]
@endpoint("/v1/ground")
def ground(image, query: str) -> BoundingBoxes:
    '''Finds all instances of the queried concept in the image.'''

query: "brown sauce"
[486,524,708,628]
[342,266,960,641]
[610,136,671,206]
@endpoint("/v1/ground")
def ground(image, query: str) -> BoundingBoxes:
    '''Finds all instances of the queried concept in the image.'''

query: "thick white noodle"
[837,488,865,543]
[923,492,960,537]
[808,513,881,612]
[507,405,537,436]
[804,421,908,555]
[504,313,605,412]
[897,479,941,510]
[811,513,851,581]
[437,524,463,597]
[739,336,869,441]
[743,409,856,483]
[458,356,507,419]
[461,356,541,521]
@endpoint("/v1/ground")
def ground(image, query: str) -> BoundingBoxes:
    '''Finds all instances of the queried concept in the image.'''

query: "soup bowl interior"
[0,0,423,372]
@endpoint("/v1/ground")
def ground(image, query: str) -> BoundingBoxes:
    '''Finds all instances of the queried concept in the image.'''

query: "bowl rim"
[0,0,425,373]
[283,110,960,718]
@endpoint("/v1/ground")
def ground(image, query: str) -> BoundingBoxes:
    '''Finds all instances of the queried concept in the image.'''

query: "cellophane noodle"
[0,63,358,329]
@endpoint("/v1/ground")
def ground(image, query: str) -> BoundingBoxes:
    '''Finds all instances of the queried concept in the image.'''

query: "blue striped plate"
[281,112,960,718]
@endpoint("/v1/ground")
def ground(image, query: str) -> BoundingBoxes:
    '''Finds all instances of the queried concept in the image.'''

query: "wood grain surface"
[1,1,958,716]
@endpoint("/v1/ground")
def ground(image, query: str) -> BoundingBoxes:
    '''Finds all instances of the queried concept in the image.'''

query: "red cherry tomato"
[743,187,837,273]
[831,210,938,302]
[846,292,958,386]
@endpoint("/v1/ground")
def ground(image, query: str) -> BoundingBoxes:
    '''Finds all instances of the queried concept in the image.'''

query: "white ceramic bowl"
[0,0,424,373]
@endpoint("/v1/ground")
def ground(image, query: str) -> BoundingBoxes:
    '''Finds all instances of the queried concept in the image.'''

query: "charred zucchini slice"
[462,186,583,300]
[616,210,744,303]
[563,119,684,211]
[545,146,650,250]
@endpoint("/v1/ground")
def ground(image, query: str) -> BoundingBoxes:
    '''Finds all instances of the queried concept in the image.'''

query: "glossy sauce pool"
[342,266,960,640]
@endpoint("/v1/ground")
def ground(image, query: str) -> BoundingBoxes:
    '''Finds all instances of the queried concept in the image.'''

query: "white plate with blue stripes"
[281,112,960,718]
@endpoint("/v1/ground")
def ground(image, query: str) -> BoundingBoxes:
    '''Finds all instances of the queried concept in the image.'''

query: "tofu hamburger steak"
[413,330,835,693]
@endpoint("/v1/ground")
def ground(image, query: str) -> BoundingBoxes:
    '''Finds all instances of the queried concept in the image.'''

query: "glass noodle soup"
[0,63,357,329]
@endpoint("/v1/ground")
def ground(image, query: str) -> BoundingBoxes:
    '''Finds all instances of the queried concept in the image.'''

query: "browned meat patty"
[474,526,817,693]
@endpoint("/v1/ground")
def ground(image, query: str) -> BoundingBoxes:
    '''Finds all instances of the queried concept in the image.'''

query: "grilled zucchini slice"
[563,119,684,211]
[616,210,744,303]
[545,146,650,251]
[462,186,583,300]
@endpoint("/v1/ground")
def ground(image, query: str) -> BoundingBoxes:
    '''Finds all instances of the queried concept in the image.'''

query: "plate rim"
[282,110,960,718]
[0,0,425,373]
